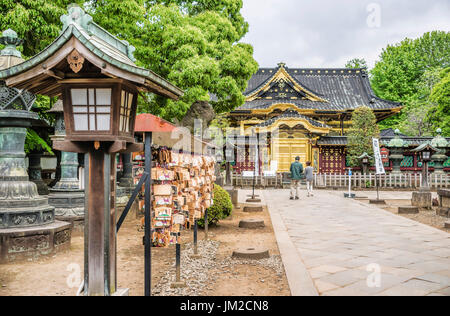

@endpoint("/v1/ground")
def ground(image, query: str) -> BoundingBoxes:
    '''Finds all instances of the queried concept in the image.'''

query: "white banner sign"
[372,138,386,175]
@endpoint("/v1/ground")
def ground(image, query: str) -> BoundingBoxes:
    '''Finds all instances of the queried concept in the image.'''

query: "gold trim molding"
[246,66,328,103]
[243,118,331,136]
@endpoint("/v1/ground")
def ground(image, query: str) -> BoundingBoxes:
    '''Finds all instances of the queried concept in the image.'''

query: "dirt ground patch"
[0,216,172,296]
[0,203,290,296]
[200,204,290,296]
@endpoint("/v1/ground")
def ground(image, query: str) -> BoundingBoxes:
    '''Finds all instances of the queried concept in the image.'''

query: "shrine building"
[227,62,403,174]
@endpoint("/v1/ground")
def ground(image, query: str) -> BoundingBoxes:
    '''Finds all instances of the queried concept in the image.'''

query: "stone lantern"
[0,29,71,263]
[430,128,448,175]
[387,129,406,174]
[411,142,437,209]
[358,152,372,175]
[47,99,85,229]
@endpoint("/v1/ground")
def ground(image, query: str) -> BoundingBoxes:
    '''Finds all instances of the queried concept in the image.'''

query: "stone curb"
[398,206,419,214]
[239,218,265,229]
[243,206,264,213]
[232,248,270,260]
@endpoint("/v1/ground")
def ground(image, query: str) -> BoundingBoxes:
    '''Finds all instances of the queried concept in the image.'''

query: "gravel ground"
[153,240,220,296]
[152,239,285,296]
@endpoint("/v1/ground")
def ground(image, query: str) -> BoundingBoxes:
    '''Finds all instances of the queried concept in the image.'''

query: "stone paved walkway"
[262,189,450,296]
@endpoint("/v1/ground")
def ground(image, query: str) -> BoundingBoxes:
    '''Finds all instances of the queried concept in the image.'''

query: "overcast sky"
[240,0,450,69]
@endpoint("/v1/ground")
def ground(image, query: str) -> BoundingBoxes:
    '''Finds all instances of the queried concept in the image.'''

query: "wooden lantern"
[61,79,138,143]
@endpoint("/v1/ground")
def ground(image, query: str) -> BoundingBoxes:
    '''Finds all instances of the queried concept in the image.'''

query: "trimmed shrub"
[198,184,233,228]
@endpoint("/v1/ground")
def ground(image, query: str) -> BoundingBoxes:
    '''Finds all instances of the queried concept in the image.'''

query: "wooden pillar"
[144,132,152,296]
[84,150,117,296]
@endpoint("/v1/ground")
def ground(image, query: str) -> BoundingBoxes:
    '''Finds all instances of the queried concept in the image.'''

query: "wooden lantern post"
[0,5,183,296]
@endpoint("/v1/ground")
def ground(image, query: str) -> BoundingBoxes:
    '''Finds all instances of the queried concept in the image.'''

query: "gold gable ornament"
[67,49,85,73]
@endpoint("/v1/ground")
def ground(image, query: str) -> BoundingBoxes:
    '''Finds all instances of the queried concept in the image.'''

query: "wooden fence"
[232,172,450,189]
[315,173,450,189]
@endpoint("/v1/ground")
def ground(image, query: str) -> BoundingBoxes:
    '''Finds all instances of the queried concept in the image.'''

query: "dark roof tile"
[238,65,401,111]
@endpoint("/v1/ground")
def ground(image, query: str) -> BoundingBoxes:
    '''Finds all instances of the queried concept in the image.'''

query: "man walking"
[305,161,314,197]
[289,156,303,200]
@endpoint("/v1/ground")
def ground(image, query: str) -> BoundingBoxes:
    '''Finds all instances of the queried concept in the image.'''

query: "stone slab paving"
[237,189,318,296]
[263,189,450,296]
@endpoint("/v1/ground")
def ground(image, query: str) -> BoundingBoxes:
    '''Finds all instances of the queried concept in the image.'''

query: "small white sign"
[173,214,185,225]
[372,138,386,175]
[242,171,255,178]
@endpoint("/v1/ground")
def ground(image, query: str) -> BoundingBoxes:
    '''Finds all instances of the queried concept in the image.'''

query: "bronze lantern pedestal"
[0,30,71,264]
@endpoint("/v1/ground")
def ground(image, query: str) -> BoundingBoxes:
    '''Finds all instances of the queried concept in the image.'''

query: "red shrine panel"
[234,145,263,174]
[319,146,346,174]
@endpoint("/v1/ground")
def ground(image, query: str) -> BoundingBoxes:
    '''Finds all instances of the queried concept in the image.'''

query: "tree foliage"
[88,0,258,121]
[25,129,54,155]
[430,67,450,136]
[347,106,380,167]
[0,1,75,154]
[370,31,450,132]
[148,0,249,40]
[0,0,84,57]
[345,58,367,69]
[0,0,258,152]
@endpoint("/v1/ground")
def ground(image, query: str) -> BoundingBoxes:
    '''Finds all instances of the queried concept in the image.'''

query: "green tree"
[0,1,78,153]
[347,106,380,167]
[398,100,434,137]
[345,58,367,69]
[0,0,84,57]
[1,1,258,147]
[88,1,258,122]
[430,67,450,136]
[371,31,450,131]
[397,67,442,136]
[148,0,249,40]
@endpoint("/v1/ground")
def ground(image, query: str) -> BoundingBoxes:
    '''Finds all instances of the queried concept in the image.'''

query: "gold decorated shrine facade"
[227,63,402,174]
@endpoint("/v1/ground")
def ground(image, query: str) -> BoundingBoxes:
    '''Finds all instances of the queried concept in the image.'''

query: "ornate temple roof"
[234,63,402,113]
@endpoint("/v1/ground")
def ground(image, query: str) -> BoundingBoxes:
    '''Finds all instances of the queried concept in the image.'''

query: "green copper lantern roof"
[0,5,183,100]
[60,5,136,63]
[358,152,373,160]
[412,142,438,154]
[387,129,407,148]
[431,129,449,148]
[0,29,36,114]
[0,29,23,58]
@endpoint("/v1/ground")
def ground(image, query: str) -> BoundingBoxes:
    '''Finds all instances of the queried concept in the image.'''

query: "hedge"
[198,184,232,227]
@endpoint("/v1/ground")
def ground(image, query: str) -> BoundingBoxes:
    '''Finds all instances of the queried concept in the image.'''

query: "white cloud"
[240,0,450,69]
